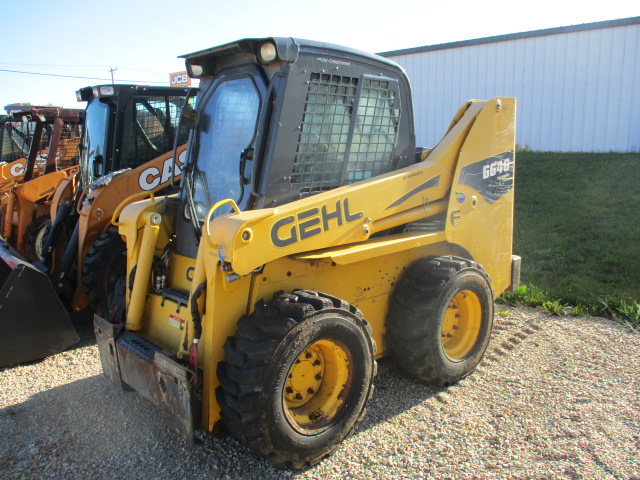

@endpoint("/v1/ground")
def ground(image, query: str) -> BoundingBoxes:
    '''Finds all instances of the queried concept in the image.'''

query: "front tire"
[386,256,494,386]
[217,290,377,468]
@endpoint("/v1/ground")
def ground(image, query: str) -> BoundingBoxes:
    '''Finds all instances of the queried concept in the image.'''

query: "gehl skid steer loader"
[0,87,193,368]
[94,38,520,467]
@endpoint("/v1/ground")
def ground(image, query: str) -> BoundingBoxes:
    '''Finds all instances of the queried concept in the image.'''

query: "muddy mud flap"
[0,239,80,367]
[94,314,199,442]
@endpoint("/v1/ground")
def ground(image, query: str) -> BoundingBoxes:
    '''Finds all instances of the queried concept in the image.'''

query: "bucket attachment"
[0,238,80,367]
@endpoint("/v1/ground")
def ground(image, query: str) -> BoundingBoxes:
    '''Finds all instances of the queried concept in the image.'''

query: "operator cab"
[76,85,194,190]
[174,37,416,257]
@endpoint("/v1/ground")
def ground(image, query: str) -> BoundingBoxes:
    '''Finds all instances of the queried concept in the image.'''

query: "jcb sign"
[170,72,191,87]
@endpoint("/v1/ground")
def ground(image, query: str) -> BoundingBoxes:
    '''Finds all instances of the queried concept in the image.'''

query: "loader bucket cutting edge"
[0,239,80,368]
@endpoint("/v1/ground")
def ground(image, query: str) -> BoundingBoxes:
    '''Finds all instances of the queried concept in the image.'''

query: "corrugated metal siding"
[385,23,640,152]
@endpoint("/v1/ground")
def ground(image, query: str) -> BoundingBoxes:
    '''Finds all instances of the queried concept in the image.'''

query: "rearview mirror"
[180,104,199,130]
[92,154,104,177]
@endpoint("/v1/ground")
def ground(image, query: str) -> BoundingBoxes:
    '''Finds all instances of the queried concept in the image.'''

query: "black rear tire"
[82,227,126,316]
[217,290,376,468]
[386,256,494,386]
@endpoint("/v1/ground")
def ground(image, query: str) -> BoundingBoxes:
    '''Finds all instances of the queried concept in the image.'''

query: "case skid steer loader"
[0,86,194,367]
[94,38,520,467]
[42,84,195,315]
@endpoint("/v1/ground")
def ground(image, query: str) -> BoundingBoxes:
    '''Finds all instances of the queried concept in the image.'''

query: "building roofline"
[378,16,640,57]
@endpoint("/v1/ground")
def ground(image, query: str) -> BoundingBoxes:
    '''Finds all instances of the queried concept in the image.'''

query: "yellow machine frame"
[113,97,517,431]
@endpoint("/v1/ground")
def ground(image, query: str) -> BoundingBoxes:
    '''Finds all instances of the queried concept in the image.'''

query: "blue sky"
[0,0,637,109]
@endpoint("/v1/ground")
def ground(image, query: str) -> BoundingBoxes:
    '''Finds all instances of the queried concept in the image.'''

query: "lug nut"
[286,386,294,394]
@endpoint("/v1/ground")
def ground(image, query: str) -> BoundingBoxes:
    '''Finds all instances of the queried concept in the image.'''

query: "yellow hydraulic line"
[126,212,162,331]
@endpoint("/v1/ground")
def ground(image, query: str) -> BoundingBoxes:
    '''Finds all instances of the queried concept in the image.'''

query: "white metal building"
[380,17,640,152]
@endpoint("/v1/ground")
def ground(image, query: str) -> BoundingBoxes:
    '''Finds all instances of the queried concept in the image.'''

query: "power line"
[0,63,169,75]
[0,64,170,75]
[0,62,113,68]
[0,68,167,84]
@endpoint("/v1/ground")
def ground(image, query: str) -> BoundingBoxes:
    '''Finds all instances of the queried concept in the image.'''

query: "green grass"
[498,152,640,329]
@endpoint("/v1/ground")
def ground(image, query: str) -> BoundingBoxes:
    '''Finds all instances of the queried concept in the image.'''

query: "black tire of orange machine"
[22,214,51,262]
[82,226,127,316]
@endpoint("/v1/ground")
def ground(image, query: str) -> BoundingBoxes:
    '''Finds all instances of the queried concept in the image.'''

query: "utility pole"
[109,67,118,84]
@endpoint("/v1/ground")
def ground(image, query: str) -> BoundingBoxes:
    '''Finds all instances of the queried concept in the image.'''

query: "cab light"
[259,42,277,63]
[188,63,203,78]
[99,86,115,96]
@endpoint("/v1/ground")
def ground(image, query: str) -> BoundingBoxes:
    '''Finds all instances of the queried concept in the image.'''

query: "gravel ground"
[1,306,639,480]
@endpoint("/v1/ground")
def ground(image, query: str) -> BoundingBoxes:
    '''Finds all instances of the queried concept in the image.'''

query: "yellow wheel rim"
[441,289,482,360]
[283,339,351,431]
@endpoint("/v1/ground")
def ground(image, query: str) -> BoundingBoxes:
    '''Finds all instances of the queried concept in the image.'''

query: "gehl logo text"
[271,198,362,247]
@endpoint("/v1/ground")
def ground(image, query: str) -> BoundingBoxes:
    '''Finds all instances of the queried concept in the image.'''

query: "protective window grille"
[293,74,358,192]
[120,95,186,169]
[55,123,81,170]
[32,124,53,178]
[293,74,400,192]
[0,119,31,163]
[347,78,399,182]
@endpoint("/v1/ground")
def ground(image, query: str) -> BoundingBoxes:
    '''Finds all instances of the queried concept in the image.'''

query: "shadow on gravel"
[357,358,441,429]
[0,355,443,479]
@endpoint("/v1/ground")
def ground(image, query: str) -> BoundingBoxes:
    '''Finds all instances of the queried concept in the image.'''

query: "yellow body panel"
[444,98,516,293]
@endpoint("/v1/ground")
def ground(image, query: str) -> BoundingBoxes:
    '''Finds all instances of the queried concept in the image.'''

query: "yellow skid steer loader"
[94,38,520,468]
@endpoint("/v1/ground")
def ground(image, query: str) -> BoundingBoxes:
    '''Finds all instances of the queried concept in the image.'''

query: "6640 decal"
[482,157,513,179]
[458,151,514,204]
